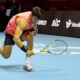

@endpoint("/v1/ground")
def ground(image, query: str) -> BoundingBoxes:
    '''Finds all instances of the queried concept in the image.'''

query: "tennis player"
[0,6,42,71]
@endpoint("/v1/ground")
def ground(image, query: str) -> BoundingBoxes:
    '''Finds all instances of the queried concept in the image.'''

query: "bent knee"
[2,52,11,59]
[3,55,10,59]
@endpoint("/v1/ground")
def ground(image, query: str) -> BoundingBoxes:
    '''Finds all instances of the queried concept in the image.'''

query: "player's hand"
[26,50,34,57]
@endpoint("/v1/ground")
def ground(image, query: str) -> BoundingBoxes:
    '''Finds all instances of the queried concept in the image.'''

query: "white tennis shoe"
[23,63,33,72]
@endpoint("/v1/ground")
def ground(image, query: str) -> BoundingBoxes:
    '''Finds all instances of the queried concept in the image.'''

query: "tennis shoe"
[23,63,33,72]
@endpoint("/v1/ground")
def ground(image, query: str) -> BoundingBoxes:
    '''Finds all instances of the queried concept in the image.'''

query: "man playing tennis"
[0,6,42,71]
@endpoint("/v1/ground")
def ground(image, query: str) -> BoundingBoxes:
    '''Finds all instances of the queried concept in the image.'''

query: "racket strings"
[48,40,67,54]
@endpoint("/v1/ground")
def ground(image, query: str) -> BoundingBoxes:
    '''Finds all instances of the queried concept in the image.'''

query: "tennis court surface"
[0,32,80,80]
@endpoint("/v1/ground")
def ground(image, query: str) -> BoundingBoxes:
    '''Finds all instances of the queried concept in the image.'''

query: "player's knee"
[2,53,10,59]
[3,55,10,59]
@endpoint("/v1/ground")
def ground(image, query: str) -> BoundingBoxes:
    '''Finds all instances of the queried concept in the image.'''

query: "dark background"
[0,0,80,38]
[38,11,80,38]
[0,0,80,13]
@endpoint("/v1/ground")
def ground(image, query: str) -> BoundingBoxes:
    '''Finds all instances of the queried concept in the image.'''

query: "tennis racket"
[35,40,68,55]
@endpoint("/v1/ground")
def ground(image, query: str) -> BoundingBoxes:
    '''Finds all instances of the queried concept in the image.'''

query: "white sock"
[25,57,32,69]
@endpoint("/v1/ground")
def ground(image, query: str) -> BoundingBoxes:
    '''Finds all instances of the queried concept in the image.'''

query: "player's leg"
[0,45,12,59]
[0,33,14,59]
[21,32,33,71]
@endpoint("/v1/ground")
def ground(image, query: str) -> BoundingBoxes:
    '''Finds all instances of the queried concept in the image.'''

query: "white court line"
[67,47,80,54]
[34,47,80,55]
[70,52,80,54]
[68,47,80,49]
[34,46,80,49]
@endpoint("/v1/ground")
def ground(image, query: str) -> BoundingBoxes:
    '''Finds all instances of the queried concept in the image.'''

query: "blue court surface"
[0,32,80,80]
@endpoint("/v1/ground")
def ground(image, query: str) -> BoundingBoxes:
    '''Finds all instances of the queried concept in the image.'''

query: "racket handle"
[34,50,40,54]
[34,50,47,54]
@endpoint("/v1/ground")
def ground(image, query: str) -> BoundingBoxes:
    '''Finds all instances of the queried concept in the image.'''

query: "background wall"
[0,0,80,38]
[38,11,80,38]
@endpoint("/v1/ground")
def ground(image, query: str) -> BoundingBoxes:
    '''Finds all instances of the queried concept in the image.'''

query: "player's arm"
[27,31,34,49]
[13,17,26,48]
[13,17,34,56]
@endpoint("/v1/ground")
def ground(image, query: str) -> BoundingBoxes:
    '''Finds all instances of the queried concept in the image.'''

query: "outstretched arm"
[13,16,34,57]
[13,17,26,48]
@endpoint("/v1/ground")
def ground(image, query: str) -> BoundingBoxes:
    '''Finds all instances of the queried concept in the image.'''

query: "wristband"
[21,45,28,52]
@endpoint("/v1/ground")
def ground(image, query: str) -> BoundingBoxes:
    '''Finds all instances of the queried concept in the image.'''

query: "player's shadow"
[0,64,62,72]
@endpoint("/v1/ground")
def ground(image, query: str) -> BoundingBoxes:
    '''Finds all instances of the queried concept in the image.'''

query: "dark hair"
[32,6,42,19]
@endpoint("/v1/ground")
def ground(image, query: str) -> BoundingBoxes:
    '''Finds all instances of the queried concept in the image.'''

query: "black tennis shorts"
[4,33,15,45]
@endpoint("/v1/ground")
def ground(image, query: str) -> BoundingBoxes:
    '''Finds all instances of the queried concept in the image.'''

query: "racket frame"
[39,40,68,55]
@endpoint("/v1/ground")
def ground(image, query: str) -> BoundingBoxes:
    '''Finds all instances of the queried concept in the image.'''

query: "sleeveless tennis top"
[5,11,33,36]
